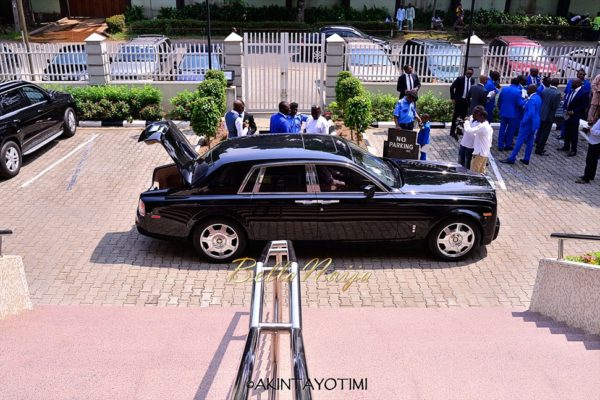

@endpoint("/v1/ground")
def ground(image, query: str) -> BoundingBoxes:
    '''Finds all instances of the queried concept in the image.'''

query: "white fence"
[243,32,325,112]
[0,42,87,82]
[345,43,464,83]
[482,45,598,84]
[106,41,223,82]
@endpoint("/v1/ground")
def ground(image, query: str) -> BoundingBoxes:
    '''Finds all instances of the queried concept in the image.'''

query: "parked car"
[109,35,174,80]
[345,39,399,82]
[136,121,500,262]
[486,36,557,78]
[42,44,88,81]
[0,81,77,178]
[176,44,233,83]
[317,25,390,52]
[0,44,21,81]
[555,48,596,78]
[401,39,463,83]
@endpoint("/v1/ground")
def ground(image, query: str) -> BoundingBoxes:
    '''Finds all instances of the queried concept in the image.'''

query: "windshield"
[181,54,221,70]
[508,46,548,61]
[349,49,391,66]
[52,53,87,65]
[347,141,400,188]
[116,46,156,62]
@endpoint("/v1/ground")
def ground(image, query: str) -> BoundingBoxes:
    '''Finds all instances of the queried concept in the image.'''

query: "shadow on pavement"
[512,310,600,351]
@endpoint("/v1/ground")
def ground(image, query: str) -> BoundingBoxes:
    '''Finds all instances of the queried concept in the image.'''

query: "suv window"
[21,86,46,104]
[0,89,28,116]
[316,165,374,192]
[258,165,307,193]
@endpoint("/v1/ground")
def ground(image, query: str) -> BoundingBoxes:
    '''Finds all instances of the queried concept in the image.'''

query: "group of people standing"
[449,65,600,184]
[394,3,416,31]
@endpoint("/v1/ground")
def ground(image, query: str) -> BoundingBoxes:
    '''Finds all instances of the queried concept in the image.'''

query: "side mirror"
[362,184,375,199]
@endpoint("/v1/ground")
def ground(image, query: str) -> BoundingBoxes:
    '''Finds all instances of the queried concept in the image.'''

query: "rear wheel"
[193,218,247,263]
[428,218,481,261]
[0,141,22,179]
[62,107,77,138]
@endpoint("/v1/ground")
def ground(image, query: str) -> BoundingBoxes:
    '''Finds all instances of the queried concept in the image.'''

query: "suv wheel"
[193,219,247,263]
[62,107,77,138]
[0,141,22,179]
[428,218,481,261]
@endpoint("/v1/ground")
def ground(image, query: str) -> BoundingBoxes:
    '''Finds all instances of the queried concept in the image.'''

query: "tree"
[296,0,305,23]
[503,0,512,13]
[197,78,226,116]
[345,96,372,142]
[335,75,365,114]
[191,97,221,148]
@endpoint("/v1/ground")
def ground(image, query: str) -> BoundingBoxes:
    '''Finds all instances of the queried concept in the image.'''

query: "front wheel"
[193,219,247,263]
[428,218,481,261]
[62,107,77,138]
[0,141,22,179]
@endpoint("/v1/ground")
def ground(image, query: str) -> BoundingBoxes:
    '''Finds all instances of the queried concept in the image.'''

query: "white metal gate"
[243,32,325,112]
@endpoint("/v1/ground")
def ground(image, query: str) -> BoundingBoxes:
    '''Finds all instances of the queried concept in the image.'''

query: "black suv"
[0,81,77,179]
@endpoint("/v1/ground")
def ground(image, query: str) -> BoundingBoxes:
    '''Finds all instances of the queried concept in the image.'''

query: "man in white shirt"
[464,108,493,173]
[405,3,416,31]
[304,105,328,134]
[576,118,600,183]
[396,6,405,30]
[225,100,248,138]
[458,106,482,169]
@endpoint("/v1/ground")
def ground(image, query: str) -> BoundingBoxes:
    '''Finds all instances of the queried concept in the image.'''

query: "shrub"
[169,90,198,120]
[416,91,453,123]
[191,97,222,148]
[204,69,227,87]
[124,5,145,22]
[475,23,592,40]
[368,92,396,122]
[345,96,372,142]
[60,85,161,120]
[139,104,163,121]
[566,252,600,265]
[198,78,227,116]
[335,76,365,113]
[327,101,342,120]
[106,15,126,33]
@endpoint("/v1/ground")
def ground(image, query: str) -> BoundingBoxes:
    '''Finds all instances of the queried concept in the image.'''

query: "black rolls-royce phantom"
[136,121,500,262]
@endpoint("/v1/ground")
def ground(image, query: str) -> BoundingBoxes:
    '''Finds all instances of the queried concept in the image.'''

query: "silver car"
[109,35,174,81]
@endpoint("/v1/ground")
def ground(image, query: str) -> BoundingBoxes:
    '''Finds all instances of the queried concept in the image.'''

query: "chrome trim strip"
[22,130,63,155]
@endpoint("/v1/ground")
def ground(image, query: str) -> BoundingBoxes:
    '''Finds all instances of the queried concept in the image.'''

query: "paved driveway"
[1,127,599,308]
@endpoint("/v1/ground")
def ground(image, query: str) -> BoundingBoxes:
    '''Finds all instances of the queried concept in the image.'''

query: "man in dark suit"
[469,74,488,114]
[396,64,421,99]
[535,77,561,155]
[559,78,590,156]
[449,67,475,139]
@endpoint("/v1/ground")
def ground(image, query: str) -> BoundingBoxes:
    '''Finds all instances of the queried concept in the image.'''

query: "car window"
[240,169,259,193]
[196,164,250,194]
[0,89,28,116]
[21,86,47,105]
[316,165,374,192]
[258,165,307,193]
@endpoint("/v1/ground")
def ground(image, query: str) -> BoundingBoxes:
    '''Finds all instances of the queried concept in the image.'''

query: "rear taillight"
[138,199,146,217]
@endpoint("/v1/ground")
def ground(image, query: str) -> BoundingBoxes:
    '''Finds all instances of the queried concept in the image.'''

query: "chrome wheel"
[199,223,239,260]
[436,222,476,258]
[5,147,19,172]
[67,110,76,132]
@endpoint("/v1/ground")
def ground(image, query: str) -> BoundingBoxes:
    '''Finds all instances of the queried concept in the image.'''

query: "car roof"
[127,35,170,45]
[404,38,453,47]
[203,134,355,166]
[345,38,380,47]
[320,25,359,30]
[0,80,35,93]
[497,36,540,46]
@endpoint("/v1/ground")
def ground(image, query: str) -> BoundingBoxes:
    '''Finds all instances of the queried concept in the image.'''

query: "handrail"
[550,232,600,260]
[230,240,311,400]
[0,229,13,256]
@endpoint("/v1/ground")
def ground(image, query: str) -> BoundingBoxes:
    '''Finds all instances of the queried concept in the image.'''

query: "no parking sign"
[383,128,420,160]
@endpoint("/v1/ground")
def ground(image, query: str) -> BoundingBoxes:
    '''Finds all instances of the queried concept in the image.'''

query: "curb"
[78,120,191,128]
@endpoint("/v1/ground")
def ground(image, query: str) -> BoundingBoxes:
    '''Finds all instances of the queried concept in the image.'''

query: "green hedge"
[60,85,162,121]
[106,15,126,33]
[475,23,593,41]
[129,19,395,36]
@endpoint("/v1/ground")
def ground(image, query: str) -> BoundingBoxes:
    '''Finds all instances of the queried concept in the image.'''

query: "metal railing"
[551,232,600,260]
[231,240,312,400]
[483,45,597,85]
[346,43,464,83]
[0,229,13,256]
[0,42,87,82]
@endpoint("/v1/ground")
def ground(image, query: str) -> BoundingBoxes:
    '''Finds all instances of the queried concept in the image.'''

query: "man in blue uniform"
[269,101,292,133]
[289,102,308,133]
[484,71,500,120]
[497,77,525,151]
[500,84,542,165]
[525,67,541,87]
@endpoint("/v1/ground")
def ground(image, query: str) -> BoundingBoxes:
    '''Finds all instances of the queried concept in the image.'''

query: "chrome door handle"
[318,200,340,205]
[295,200,318,205]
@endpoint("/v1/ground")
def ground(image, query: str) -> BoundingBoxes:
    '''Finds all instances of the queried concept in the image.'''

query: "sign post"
[383,128,420,160]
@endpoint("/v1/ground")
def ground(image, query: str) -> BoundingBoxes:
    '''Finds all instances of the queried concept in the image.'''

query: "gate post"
[325,34,345,106]
[224,32,244,100]
[462,34,485,76]
[84,33,109,85]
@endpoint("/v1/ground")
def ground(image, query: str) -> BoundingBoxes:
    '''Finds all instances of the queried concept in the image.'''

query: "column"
[325,33,345,106]
[84,33,109,85]
[223,32,243,100]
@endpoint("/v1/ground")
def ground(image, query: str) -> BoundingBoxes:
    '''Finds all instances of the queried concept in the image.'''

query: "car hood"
[394,160,495,195]
[138,121,199,186]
